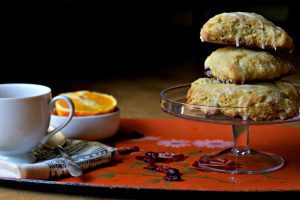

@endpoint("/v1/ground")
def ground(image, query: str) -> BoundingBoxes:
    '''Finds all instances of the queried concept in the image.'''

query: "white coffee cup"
[0,83,74,163]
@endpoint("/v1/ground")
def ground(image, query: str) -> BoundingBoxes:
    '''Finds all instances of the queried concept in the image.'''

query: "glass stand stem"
[198,124,284,174]
[232,125,250,155]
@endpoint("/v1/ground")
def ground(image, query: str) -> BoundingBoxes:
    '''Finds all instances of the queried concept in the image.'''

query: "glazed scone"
[204,47,295,83]
[186,78,300,121]
[200,12,293,51]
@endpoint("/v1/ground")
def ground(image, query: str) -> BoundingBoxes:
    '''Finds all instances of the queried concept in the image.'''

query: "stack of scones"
[187,12,300,121]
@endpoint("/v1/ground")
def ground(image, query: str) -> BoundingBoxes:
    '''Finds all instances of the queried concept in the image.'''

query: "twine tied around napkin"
[0,140,116,180]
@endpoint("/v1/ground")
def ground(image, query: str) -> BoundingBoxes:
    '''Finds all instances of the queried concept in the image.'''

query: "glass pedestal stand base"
[197,125,284,174]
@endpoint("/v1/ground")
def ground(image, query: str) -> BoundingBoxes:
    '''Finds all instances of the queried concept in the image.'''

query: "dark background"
[2,0,299,89]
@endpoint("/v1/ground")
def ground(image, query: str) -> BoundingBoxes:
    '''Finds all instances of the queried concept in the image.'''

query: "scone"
[200,12,293,51]
[186,78,300,121]
[204,47,295,83]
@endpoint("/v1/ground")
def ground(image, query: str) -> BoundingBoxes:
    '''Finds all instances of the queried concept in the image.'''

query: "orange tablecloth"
[59,119,300,191]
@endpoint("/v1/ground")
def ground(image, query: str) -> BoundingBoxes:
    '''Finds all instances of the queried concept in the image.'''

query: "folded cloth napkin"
[0,140,116,180]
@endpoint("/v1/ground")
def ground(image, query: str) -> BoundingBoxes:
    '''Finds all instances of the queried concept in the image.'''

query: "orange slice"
[55,90,117,116]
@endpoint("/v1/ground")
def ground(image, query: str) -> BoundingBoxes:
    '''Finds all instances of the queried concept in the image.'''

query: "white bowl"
[50,109,120,141]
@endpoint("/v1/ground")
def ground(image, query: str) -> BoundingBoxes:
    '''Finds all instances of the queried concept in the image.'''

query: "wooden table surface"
[1,58,299,199]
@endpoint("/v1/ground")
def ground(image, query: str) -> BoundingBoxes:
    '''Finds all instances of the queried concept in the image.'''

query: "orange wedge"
[55,90,117,116]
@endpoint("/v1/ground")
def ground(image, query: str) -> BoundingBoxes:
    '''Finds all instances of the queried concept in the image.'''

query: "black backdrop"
[1,0,299,86]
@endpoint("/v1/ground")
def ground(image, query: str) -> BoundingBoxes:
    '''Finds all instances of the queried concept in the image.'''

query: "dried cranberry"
[155,165,169,174]
[145,152,159,159]
[118,149,130,155]
[163,174,182,181]
[130,146,140,152]
[153,166,180,176]
[158,152,176,158]
[136,151,186,164]
[144,164,158,170]
[166,168,180,175]
[143,156,156,164]
[172,154,185,162]
[157,158,173,163]
[157,152,186,163]
[135,151,185,182]
[118,146,140,155]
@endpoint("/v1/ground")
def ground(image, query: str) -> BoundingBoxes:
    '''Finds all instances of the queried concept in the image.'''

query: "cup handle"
[40,96,75,145]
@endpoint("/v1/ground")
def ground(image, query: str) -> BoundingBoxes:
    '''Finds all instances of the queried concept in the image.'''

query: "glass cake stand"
[160,84,300,174]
